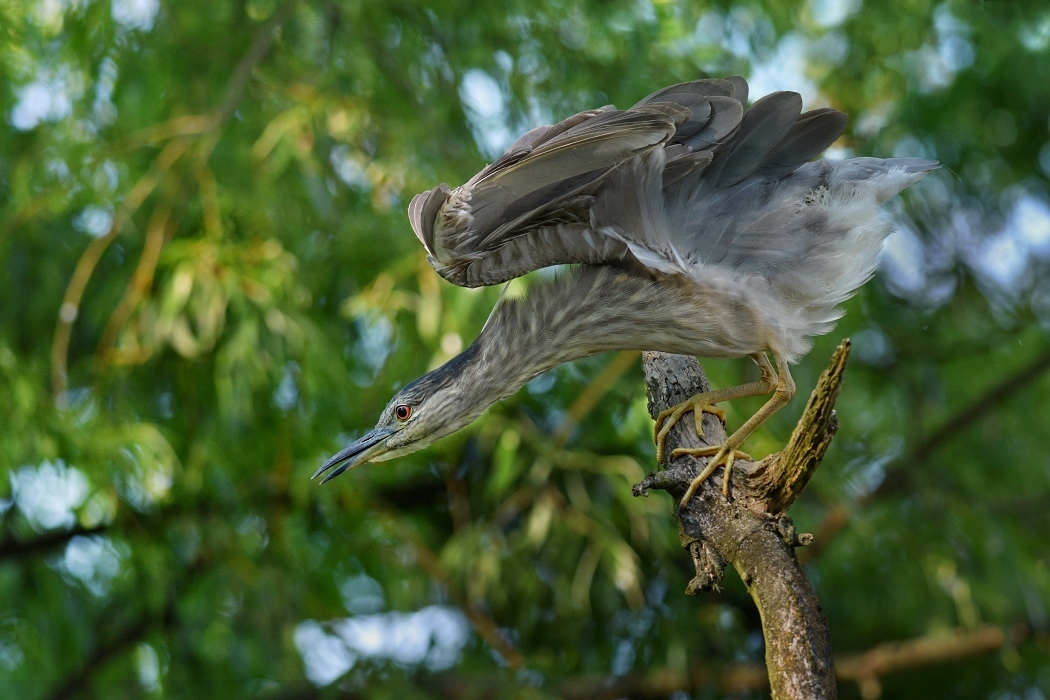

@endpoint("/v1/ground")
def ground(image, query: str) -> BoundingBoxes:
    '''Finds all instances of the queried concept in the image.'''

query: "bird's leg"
[677,353,795,506]
[654,354,777,463]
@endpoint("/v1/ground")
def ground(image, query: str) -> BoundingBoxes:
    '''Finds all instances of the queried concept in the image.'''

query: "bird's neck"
[465,266,661,400]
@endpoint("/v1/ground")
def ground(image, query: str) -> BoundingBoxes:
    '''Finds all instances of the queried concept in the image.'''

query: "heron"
[314,77,937,506]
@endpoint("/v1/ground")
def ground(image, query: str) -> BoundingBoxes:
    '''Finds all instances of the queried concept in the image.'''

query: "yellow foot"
[654,399,727,463]
[677,444,752,507]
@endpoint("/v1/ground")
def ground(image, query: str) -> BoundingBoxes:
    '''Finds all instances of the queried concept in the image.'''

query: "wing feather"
[405,77,934,295]
[711,91,803,187]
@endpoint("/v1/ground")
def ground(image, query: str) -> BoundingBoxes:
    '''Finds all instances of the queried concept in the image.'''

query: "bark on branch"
[634,341,851,699]
[391,622,1018,700]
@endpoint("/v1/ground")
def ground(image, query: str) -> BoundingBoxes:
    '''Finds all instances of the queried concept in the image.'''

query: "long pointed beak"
[313,426,396,484]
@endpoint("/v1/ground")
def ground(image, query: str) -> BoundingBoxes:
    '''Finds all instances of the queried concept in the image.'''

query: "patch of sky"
[692,10,727,59]
[933,3,976,70]
[352,313,395,385]
[1039,143,1050,180]
[0,635,24,672]
[809,30,850,66]
[723,7,775,60]
[557,15,587,51]
[47,157,72,184]
[236,513,269,552]
[611,639,635,676]
[807,0,861,29]
[273,362,300,411]
[56,535,128,597]
[855,103,895,138]
[295,606,470,686]
[893,135,937,161]
[877,170,962,308]
[10,460,89,531]
[749,33,820,105]
[340,573,385,615]
[93,57,119,127]
[136,643,162,693]
[32,0,89,33]
[879,223,928,297]
[852,326,896,368]
[73,205,114,238]
[10,68,82,131]
[1012,194,1050,258]
[112,0,159,31]
[96,160,120,194]
[911,3,974,94]
[1019,12,1050,52]
[526,372,556,396]
[494,50,513,75]
[459,69,515,160]
[330,145,371,191]
[823,145,853,161]
[517,48,550,84]
[967,190,1050,295]
[115,441,174,512]
[841,435,904,499]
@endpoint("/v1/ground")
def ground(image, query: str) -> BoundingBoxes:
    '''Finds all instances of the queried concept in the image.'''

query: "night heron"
[314,77,937,506]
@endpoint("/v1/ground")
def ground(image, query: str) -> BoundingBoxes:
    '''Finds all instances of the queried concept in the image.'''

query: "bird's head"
[313,344,492,483]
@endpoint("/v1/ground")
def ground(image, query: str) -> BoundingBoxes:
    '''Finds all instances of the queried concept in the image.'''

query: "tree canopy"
[1,0,1049,698]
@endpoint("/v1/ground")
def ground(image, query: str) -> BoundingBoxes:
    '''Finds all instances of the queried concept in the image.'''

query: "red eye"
[395,404,412,421]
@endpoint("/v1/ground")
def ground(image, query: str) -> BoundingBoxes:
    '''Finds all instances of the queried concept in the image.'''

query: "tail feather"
[753,108,848,180]
[827,157,941,203]
[713,91,804,187]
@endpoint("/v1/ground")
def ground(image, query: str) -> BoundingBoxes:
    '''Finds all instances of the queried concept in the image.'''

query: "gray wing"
[407,77,926,290]
[591,90,852,275]
[409,78,751,287]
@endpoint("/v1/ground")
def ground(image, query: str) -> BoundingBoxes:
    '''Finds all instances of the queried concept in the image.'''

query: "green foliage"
[1,0,1049,698]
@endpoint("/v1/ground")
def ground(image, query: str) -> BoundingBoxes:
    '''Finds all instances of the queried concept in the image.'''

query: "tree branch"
[803,347,1050,563]
[50,0,300,396]
[834,624,1012,699]
[635,345,852,699]
[0,523,108,561]
[260,620,1024,699]
[424,623,1020,700]
[902,348,1050,470]
[44,591,178,700]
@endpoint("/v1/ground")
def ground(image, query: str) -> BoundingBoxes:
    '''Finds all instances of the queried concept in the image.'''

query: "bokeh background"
[2,0,1049,698]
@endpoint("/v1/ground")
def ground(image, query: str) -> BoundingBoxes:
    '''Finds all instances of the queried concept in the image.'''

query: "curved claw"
[653,399,727,463]
[676,444,752,507]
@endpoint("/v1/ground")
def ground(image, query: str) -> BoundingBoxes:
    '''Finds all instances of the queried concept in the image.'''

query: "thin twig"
[93,196,175,369]
[119,0,299,153]
[44,597,177,700]
[834,625,1009,699]
[803,349,1050,562]
[51,138,190,396]
[214,0,300,126]
[0,524,108,561]
[911,350,1050,463]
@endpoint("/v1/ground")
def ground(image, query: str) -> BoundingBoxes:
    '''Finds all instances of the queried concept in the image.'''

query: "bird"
[313,76,937,507]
